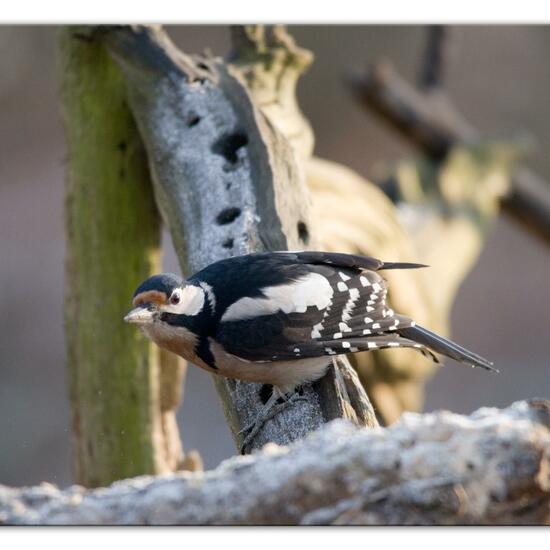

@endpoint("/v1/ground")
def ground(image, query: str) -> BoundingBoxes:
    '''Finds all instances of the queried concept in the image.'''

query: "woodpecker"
[125,251,496,449]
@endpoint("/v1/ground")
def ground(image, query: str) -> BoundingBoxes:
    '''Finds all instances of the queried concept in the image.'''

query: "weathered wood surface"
[60,28,194,487]
[2,400,548,525]
[94,25,377,452]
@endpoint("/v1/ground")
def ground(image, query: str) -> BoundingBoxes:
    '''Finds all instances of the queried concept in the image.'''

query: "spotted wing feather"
[209,251,492,372]
[313,269,416,340]
[215,268,424,362]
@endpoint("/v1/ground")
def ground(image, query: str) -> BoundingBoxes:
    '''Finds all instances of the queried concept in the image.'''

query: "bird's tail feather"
[398,325,498,373]
[379,261,429,270]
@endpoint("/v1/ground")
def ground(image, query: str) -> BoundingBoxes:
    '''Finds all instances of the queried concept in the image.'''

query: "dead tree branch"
[419,25,449,90]
[2,400,549,525]
[351,60,550,246]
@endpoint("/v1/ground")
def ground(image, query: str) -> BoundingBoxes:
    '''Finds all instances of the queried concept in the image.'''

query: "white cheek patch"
[221,273,334,322]
[162,285,205,316]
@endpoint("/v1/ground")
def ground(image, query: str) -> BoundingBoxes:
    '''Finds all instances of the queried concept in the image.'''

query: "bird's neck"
[142,322,198,362]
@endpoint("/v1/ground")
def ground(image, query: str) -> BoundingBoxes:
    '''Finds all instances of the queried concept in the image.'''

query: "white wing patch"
[311,322,324,339]
[161,285,205,316]
[221,273,334,322]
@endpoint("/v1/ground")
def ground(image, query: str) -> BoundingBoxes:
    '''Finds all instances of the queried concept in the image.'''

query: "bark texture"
[95,25,377,452]
[2,400,549,525]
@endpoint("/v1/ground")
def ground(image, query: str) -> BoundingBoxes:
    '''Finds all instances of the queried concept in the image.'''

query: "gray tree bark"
[2,400,548,525]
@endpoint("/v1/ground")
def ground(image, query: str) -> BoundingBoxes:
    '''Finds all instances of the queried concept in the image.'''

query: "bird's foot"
[239,392,308,454]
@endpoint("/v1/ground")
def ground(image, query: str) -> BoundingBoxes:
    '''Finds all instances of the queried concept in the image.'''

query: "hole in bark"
[216,207,241,225]
[225,181,232,190]
[117,140,127,153]
[297,221,310,244]
[211,131,248,164]
[222,237,234,249]
[186,112,201,127]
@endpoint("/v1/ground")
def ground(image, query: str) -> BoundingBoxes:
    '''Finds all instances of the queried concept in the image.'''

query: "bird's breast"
[141,323,214,372]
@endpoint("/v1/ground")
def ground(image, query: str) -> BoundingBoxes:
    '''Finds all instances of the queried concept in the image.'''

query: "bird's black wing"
[215,266,432,362]
[215,252,495,370]
[192,250,426,323]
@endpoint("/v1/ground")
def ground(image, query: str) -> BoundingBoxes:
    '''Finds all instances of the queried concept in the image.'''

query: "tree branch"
[2,400,548,525]
[418,25,450,90]
[351,61,550,246]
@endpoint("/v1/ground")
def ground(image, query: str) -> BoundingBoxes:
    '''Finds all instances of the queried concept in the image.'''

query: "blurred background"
[1,25,549,487]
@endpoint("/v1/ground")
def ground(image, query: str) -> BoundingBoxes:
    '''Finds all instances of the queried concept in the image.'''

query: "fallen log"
[2,399,548,525]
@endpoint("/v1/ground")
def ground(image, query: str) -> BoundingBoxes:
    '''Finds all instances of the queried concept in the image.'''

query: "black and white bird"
[125,251,496,447]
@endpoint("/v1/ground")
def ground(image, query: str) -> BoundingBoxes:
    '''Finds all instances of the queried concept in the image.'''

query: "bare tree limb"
[2,400,548,525]
[351,60,550,246]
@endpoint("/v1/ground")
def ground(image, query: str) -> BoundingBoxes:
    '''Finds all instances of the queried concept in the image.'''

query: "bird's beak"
[124,305,156,325]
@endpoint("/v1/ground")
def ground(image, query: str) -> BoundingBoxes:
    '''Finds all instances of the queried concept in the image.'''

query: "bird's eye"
[170,292,181,305]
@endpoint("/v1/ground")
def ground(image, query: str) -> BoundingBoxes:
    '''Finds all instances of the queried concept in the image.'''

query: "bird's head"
[124,273,211,361]
[124,273,206,327]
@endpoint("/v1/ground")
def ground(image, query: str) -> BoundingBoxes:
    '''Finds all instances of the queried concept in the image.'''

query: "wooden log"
[2,400,548,525]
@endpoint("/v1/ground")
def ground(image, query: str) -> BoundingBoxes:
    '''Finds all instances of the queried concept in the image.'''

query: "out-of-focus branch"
[350,60,550,246]
[228,25,458,425]
[419,25,450,90]
[158,350,203,472]
[2,400,549,525]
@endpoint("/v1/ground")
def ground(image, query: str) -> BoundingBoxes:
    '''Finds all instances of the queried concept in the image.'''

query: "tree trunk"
[59,28,193,487]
